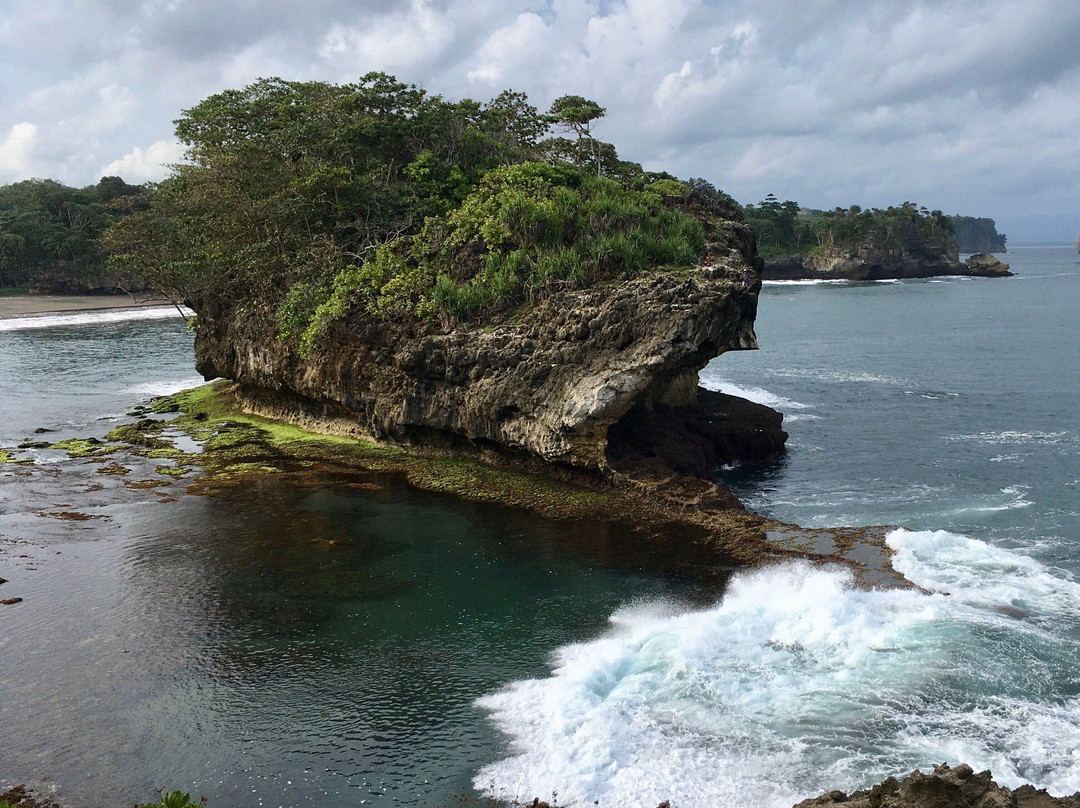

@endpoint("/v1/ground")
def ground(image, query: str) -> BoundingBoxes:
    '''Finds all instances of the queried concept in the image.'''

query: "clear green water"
[0,310,692,807]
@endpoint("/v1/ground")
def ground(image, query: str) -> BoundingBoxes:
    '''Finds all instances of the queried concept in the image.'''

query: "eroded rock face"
[763,239,968,281]
[192,221,778,474]
[794,764,1080,808]
[764,245,1014,281]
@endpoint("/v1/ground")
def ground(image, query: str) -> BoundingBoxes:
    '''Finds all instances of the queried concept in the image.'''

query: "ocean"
[1,246,1078,807]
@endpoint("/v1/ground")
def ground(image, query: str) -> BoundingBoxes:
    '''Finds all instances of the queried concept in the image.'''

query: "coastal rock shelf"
[795,763,1080,807]
[192,221,783,477]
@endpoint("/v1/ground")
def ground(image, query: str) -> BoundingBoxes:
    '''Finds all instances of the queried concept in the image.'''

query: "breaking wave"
[0,306,191,332]
[699,377,810,413]
[476,530,1080,807]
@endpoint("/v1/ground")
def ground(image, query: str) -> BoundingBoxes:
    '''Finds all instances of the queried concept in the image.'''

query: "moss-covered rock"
[48,438,119,458]
[0,448,33,465]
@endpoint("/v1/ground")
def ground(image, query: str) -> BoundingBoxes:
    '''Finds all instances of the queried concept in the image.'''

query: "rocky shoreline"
[795,763,1080,808]
[7,764,1080,808]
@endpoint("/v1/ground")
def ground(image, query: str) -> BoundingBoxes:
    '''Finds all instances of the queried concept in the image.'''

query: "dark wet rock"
[606,388,787,478]
[793,763,1080,808]
[965,252,1013,276]
[190,220,776,478]
[18,441,51,449]
[0,784,59,808]
[1,597,23,605]
[33,427,54,434]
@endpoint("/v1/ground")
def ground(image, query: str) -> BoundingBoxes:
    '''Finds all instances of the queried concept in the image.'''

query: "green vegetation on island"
[742,195,955,260]
[948,215,1007,253]
[2,74,1011,304]
[101,74,737,349]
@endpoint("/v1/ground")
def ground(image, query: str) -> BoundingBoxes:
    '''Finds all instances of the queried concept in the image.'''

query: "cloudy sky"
[2,0,1079,241]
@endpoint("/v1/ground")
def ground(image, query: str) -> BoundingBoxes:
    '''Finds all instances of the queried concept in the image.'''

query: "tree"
[480,90,547,166]
[544,95,606,173]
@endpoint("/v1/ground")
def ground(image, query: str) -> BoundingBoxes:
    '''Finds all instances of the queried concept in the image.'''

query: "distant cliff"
[763,246,1011,281]
[948,215,1007,253]
[744,199,1012,280]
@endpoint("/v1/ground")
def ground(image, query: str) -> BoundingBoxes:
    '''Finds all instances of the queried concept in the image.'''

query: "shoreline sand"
[0,295,177,319]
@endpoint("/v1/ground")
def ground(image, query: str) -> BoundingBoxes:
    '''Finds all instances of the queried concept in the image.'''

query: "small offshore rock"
[965,252,1013,276]
[1,597,23,605]
[33,427,54,434]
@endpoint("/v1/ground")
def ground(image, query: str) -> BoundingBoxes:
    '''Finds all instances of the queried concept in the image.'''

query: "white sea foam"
[121,377,206,398]
[476,531,1080,807]
[0,305,191,332]
[944,486,1034,516]
[769,367,910,386]
[698,378,810,412]
[762,279,851,286]
[945,430,1070,446]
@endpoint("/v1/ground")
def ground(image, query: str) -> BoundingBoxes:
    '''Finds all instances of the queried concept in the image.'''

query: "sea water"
[2,248,1079,808]
[475,247,1080,807]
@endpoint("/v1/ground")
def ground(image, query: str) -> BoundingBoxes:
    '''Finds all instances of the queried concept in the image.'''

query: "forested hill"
[948,215,1007,253]
[742,196,1007,262]
[0,177,147,293]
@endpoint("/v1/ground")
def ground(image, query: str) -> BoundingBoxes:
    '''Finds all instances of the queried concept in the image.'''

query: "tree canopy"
[103,74,715,351]
[0,177,145,291]
[742,198,956,260]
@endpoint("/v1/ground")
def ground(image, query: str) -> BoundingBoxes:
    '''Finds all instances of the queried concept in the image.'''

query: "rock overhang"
[191,221,781,476]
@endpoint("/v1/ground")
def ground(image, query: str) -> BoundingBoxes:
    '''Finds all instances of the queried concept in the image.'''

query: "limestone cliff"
[191,220,786,478]
[763,236,1011,281]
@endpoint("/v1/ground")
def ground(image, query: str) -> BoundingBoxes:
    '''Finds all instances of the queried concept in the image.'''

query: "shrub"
[287,162,705,350]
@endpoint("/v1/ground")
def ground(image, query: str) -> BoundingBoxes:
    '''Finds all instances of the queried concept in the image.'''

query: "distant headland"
[742,197,1011,281]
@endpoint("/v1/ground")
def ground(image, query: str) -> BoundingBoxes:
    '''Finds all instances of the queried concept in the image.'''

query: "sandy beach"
[0,294,176,319]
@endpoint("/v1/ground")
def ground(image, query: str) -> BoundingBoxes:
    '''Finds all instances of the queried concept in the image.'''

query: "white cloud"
[1,0,1078,233]
[98,139,185,182]
[0,122,38,174]
[318,0,457,73]
[467,12,548,84]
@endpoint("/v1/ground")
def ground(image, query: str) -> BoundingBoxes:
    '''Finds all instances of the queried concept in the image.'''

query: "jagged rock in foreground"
[193,221,786,477]
[794,764,1080,808]
[965,252,1013,276]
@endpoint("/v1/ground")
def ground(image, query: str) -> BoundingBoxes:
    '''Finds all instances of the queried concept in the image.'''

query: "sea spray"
[697,377,811,413]
[476,531,1080,807]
